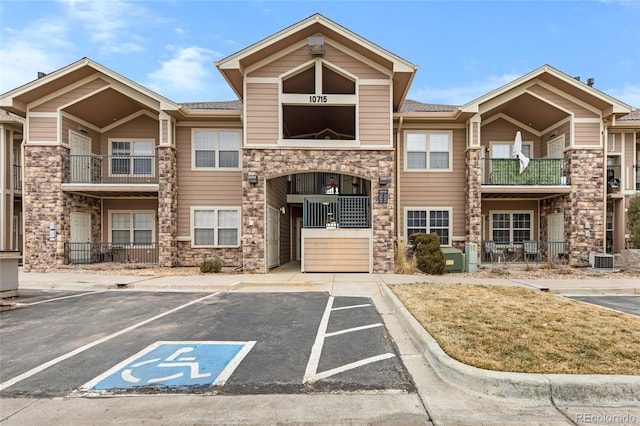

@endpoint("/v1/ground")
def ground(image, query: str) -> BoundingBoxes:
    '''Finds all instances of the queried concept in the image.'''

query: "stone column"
[157,146,178,267]
[23,145,66,271]
[465,148,482,250]
[568,149,605,264]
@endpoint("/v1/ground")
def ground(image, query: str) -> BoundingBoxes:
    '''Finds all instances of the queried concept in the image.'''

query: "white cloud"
[145,46,222,100]
[409,73,522,106]
[606,83,640,108]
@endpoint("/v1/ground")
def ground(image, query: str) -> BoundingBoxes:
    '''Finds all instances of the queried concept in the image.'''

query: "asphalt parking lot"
[566,295,640,317]
[0,290,414,398]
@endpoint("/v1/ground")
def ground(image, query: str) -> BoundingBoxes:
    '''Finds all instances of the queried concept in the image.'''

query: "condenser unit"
[589,253,615,269]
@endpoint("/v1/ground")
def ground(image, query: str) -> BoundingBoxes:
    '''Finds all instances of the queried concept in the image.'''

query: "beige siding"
[28,117,56,142]
[100,115,159,152]
[574,122,601,147]
[624,132,636,191]
[304,237,369,272]
[397,129,466,238]
[31,79,109,112]
[359,85,391,146]
[528,84,598,119]
[481,120,541,157]
[249,44,386,79]
[175,126,242,237]
[246,83,279,145]
[62,116,100,150]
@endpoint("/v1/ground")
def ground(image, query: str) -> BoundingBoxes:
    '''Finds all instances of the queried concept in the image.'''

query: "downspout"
[396,115,404,243]
[602,120,608,254]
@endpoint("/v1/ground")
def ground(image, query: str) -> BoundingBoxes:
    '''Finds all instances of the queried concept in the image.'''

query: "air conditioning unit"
[589,253,614,269]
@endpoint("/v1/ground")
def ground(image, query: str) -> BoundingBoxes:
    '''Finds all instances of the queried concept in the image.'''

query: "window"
[406,208,451,245]
[110,140,153,176]
[192,130,240,169]
[111,211,154,244]
[191,207,240,247]
[405,132,452,170]
[491,142,532,159]
[491,212,531,242]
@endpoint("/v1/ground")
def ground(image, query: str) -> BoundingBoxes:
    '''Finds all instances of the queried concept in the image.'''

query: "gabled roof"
[0,57,180,117]
[215,13,418,109]
[460,64,634,118]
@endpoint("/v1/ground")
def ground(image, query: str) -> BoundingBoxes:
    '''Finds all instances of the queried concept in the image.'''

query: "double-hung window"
[111,211,154,244]
[110,140,154,176]
[491,212,531,242]
[405,132,452,170]
[406,208,451,245]
[192,130,240,169]
[192,207,240,247]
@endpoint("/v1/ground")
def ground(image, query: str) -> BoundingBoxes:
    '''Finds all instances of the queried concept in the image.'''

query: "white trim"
[102,110,157,133]
[403,206,453,246]
[108,210,156,244]
[481,113,540,137]
[190,128,242,171]
[190,206,242,248]
[245,77,280,84]
[488,210,535,242]
[403,130,453,172]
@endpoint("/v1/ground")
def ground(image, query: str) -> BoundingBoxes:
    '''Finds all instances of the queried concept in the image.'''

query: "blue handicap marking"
[82,341,256,391]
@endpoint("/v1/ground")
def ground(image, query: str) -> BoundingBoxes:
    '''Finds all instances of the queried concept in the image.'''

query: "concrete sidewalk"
[3,268,639,425]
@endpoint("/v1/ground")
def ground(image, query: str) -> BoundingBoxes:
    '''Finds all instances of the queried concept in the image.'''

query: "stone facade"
[568,149,605,264]
[243,148,395,273]
[176,241,242,270]
[157,146,178,267]
[465,148,482,246]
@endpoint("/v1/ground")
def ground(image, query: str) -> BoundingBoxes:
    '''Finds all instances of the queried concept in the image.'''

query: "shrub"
[200,259,222,273]
[394,239,417,274]
[408,233,445,275]
[628,196,640,249]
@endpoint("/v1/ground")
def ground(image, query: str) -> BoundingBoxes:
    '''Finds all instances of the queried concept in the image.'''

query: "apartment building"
[1,14,638,273]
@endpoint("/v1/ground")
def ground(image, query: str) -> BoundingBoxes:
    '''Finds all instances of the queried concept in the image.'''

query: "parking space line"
[0,292,221,392]
[304,296,395,384]
[27,291,107,306]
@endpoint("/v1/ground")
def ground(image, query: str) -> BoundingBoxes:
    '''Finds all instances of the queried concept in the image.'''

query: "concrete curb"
[379,283,640,405]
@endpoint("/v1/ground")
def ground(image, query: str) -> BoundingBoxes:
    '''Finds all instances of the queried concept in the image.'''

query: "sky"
[1,0,639,107]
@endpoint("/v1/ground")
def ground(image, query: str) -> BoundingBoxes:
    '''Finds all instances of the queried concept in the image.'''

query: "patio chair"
[483,241,502,262]
[523,241,540,262]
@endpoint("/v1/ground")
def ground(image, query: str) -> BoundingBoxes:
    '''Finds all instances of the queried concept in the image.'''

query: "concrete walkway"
[2,266,639,425]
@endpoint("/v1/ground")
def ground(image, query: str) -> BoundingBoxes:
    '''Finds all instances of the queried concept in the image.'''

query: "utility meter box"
[465,242,478,273]
[441,247,464,273]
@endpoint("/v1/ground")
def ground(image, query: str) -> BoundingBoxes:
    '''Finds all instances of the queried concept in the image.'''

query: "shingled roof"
[180,100,243,110]
[398,99,458,113]
[619,109,640,121]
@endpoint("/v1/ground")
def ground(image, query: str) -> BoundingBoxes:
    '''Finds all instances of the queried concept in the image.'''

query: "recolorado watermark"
[575,413,638,424]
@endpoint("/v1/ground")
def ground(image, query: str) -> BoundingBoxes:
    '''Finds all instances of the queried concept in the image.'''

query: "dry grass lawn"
[391,283,640,375]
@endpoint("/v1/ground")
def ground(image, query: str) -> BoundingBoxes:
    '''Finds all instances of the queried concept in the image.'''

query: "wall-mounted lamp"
[378,176,390,185]
[247,174,258,185]
[308,36,325,55]
[280,206,286,215]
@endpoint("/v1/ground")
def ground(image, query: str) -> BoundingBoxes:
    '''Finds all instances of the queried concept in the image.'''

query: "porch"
[481,240,569,265]
[482,158,570,186]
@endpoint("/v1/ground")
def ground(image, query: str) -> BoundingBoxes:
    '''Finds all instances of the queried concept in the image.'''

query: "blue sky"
[1,0,639,107]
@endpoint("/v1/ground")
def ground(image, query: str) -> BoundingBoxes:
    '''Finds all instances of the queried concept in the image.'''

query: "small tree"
[408,233,446,275]
[628,196,640,249]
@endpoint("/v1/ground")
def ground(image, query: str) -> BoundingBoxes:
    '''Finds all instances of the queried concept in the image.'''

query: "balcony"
[482,240,569,264]
[63,242,159,265]
[607,164,621,193]
[303,195,371,229]
[636,164,640,191]
[62,155,159,196]
[481,158,571,198]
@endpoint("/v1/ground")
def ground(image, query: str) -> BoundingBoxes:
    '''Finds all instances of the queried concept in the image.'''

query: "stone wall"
[243,148,395,273]
[465,148,482,245]
[157,146,178,267]
[568,149,605,264]
[176,241,242,270]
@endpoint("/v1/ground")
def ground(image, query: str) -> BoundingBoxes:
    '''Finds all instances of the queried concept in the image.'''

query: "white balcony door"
[267,206,280,269]
[70,212,91,263]
[70,132,91,182]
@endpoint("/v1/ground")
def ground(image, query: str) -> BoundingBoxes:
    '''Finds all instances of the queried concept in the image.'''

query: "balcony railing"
[13,164,22,191]
[482,240,569,264]
[63,242,159,265]
[303,195,371,228]
[62,155,158,184]
[635,164,639,191]
[482,158,569,185]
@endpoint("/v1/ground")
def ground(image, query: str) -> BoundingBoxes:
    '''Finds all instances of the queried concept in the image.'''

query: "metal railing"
[607,165,621,192]
[13,164,22,191]
[303,195,370,228]
[482,158,569,185]
[64,242,159,265]
[62,155,158,184]
[635,164,639,191]
[481,240,569,264]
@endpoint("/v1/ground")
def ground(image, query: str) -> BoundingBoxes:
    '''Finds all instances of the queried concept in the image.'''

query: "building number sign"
[309,95,329,103]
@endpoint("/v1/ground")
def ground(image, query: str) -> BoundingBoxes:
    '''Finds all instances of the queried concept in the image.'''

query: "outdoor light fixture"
[247,174,258,184]
[308,36,325,55]
[378,176,390,185]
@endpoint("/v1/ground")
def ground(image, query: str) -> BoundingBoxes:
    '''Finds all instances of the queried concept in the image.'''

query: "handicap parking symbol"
[82,341,256,391]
